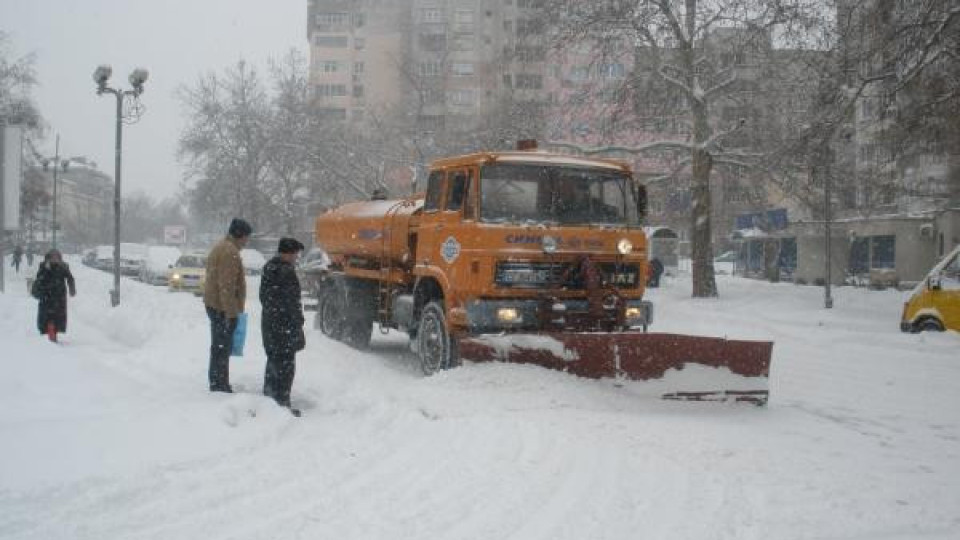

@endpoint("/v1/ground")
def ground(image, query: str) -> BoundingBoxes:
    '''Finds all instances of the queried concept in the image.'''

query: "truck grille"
[495,261,641,289]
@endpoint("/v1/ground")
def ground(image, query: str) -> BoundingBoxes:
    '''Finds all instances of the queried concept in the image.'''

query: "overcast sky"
[0,0,306,200]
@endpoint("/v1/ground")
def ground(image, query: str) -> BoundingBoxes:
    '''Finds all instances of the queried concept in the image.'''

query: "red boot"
[46,322,57,342]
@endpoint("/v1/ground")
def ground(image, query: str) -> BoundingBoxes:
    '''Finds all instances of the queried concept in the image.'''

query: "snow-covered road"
[1,258,958,540]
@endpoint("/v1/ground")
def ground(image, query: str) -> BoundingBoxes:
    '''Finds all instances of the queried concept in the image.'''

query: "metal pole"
[52,134,60,249]
[824,145,834,309]
[111,91,123,307]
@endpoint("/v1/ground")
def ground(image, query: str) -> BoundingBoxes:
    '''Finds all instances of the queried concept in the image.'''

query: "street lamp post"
[40,134,69,250]
[93,64,148,307]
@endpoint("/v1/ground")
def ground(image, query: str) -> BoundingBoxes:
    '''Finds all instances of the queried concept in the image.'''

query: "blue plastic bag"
[231,313,248,357]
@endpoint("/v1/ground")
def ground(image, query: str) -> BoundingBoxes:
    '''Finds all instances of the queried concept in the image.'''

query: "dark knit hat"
[278,237,305,254]
[228,218,253,238]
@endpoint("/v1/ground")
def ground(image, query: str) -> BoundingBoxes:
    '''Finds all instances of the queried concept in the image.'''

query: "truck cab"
[413,151,652,334]
[901,245,960,333]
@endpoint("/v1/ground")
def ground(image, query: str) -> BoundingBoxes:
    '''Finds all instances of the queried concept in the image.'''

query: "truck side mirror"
[928,274,942,290]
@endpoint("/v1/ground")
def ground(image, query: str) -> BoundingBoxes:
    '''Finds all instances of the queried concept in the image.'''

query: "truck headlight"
[625,306,643,319]
[171,273,181,280]
[497,307,521,323]
[617,238,633,255]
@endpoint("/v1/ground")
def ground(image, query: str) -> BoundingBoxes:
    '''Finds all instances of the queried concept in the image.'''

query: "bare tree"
[178,61,272,230]
[542,0,824,296]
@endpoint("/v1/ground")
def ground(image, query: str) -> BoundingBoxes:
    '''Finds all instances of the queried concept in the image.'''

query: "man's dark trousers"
[206,306,237,390]
[264,351,296,405]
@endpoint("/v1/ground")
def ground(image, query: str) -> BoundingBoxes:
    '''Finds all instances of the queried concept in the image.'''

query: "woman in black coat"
[32,249,76,342]
[260,238,305,412]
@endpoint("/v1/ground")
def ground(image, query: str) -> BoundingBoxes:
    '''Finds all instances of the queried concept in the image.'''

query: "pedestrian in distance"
[260,237,306,416]
[11,244,24,273]
[203,218,252,393]
[648,258,664,288]
[26,246,34,267]
[31,249,76,342]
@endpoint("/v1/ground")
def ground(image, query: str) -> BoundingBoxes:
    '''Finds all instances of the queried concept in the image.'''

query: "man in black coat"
[31,249,76,342]
[260,237,306,414]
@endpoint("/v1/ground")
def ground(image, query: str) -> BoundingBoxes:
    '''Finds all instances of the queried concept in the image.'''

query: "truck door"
[417,169,446,269]
[438,168,476,292]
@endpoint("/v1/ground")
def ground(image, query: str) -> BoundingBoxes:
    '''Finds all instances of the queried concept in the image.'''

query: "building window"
[451,63,475,76]
[320,61,344,73]
[454,9,474,30]
[449,89,476,106]
[419,115,446,132]
[423,87,445,105]
[314,35,349,48]
[354,37,366,50]
[515,73,542,89]
[353,62,364,75]
[315,12,348,28]
[419,33,446,52]
[352,12,366,28]
[353,85,364,98]
[419,62,443,78]
[599,63,625,79]
[315,84,348,98]
[421,8,443,23]
[517,18,543,34]
[454,33,475,51]
[514,45,545,62]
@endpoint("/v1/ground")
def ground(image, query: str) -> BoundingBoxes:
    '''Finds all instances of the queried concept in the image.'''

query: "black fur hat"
[227,218,253,238]
[278,237,305,254]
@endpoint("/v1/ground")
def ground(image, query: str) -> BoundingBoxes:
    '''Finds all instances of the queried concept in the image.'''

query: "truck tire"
[318,284,345,340]
[417,301,459,375]
[345,318,373,350]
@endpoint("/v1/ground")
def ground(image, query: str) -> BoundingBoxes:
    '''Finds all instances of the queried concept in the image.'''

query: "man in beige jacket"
[203,218,252,392]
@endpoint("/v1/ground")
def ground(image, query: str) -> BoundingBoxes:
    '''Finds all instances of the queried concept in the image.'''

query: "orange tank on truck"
[314,144,773,405]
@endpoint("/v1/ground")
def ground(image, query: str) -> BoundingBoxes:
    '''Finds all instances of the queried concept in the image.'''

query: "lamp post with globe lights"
[93,64,148,307]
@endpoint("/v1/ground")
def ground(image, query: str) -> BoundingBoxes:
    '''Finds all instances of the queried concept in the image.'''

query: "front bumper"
[465,297,653,334]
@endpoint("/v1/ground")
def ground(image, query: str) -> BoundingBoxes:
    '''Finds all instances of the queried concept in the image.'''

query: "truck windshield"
[479,163,638,226]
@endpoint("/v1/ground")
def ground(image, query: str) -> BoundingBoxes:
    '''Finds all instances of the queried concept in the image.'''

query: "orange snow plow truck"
[314,143,772,404]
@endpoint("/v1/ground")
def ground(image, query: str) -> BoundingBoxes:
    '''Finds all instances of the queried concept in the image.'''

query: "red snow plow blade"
[459,332,772,405]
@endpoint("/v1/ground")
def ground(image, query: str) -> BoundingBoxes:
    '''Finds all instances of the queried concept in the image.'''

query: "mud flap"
[459,332,772,405]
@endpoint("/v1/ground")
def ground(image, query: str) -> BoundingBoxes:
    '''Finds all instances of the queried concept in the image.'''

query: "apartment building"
[307,0,551,142]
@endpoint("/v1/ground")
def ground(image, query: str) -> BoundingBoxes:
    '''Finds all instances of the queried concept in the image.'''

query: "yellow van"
[901,245,960,333]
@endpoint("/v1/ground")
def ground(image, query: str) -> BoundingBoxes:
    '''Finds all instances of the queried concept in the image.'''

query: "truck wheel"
[916,318,945,332]
[319,286,345,340]
[417,301,459,375]
[345,318,373,350]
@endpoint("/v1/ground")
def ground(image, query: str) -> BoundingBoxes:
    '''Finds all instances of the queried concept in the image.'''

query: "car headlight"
[542,235,558,254]
[625,307,643,319]
[617,238,633,255]
[171,273,181,280]
[497,307,521,323]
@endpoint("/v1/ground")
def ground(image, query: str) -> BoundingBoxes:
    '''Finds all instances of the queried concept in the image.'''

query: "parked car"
[138,246,183,285]
[168,253,207,293]
[901,245,960,333]
[297,247,330,298]
[714,250,738,275]
[81,248,97,267]
[93,245,115,271]
[119,243,148,276]
[240,248,267,276]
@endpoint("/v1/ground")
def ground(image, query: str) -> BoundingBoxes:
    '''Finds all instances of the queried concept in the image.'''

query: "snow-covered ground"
[1,257,958,540]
